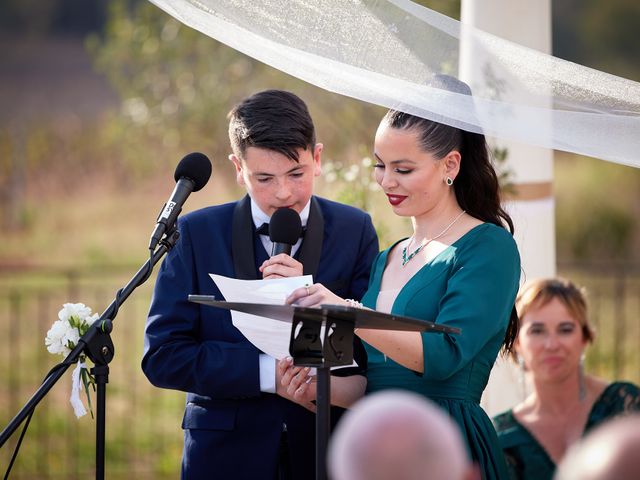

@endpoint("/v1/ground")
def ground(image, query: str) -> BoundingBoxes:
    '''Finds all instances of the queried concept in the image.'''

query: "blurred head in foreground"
[554,414,640,480]
[329,390,479,480]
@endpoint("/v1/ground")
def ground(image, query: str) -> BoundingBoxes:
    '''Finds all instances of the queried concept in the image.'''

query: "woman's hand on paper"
[285,283,346,308]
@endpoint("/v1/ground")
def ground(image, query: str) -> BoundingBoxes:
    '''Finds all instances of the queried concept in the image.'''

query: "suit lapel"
[297,196,324,277]
[233,195,324,279]
[232,195,259,280]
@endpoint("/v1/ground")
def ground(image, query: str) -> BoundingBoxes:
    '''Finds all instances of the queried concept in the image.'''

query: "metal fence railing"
[557,262,640,384]
[1,263,638,478]
[0,267,185,479]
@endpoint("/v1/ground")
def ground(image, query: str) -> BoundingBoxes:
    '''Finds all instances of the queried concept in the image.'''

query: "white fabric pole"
[460,0,556,416]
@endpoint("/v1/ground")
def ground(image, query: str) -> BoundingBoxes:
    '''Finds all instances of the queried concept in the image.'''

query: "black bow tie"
[255,223,306,238]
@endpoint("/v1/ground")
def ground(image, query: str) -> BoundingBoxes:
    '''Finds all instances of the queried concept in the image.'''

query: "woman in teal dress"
[492,278,640,480]
[286,77,521,480]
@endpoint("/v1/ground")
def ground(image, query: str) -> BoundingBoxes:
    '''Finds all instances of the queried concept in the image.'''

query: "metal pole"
[315,366,330,480]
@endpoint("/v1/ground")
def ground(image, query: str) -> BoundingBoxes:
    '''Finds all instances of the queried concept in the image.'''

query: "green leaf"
[69,315,80,328]
[81,367,95,420]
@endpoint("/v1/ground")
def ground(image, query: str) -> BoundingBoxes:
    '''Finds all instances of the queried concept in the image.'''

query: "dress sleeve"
[493,411,529,480]
[588,382,640,429]
[421,227,521,380]
[612,382,640,412]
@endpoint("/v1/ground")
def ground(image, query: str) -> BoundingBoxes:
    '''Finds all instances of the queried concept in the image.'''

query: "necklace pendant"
[401,244,422,267]
[400,210,466,267]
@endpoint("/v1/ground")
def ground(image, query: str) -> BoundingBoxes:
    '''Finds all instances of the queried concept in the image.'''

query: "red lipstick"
[386,194,407,206]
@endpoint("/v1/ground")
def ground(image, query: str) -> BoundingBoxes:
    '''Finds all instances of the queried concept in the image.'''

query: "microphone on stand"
[149,152,212,251]
[269,208,302,256]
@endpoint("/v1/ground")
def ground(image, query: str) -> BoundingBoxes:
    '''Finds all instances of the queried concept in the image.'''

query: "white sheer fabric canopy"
[149,0,640,168]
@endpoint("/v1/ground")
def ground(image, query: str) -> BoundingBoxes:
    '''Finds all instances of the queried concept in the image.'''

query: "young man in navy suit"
[142,90,379,479]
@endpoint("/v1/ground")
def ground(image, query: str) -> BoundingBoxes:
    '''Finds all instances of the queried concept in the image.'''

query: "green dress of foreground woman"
[362,223,520,480]
[493,381,640,479]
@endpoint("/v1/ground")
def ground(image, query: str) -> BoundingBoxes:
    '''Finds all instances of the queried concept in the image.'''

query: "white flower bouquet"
[45,303,100,418]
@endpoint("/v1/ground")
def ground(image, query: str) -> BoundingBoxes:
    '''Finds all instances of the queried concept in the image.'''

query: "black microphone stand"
[0,227,181,480]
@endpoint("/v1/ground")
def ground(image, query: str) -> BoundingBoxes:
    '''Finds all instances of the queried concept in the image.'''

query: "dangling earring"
[517,354,528,401]
[578,353,587,401]
[445,176,454,186]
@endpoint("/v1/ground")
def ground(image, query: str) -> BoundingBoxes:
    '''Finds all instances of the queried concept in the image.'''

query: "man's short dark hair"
[228,90,316,162]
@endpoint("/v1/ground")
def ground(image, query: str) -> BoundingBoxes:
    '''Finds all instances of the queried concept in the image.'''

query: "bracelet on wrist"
[345,298,364,309]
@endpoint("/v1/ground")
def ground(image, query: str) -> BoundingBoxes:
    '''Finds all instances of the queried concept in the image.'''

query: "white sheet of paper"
[210,274,313,360]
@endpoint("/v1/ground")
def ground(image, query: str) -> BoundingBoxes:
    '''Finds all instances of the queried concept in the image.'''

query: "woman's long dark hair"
[383,109,518,353]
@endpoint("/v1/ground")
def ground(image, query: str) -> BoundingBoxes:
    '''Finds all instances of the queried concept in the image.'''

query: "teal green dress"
[361,223,521,480]
[493,382,640,480]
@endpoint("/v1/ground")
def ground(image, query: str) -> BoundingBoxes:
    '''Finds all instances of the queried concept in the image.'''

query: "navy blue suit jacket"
[142,195,378,480]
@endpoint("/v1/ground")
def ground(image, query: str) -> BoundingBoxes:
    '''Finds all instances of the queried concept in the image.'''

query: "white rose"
[58,303,92,323]
[45,320,73,356]
[85,313,100,326]
[65,325,80,347]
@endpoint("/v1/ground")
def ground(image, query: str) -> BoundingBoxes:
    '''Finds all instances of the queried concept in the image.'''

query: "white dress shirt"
[250,197,311,393]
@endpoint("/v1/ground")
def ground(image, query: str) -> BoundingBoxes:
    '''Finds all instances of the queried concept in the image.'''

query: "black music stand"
[188,296,460,480]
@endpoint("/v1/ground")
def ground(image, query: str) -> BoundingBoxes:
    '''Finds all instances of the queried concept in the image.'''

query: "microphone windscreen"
[269,208,302,245]
[174,152,212,191]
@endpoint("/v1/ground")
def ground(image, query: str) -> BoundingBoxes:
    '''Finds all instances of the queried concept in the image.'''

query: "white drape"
[148,0,640,168]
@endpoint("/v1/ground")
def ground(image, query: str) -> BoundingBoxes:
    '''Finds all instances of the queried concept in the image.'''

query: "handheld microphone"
[149,152,212,251]
[269,208,302,256]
